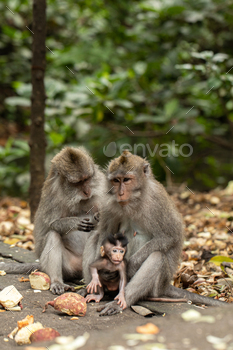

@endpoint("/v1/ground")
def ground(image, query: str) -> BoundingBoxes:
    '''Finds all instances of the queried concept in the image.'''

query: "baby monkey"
[85,232,128,309]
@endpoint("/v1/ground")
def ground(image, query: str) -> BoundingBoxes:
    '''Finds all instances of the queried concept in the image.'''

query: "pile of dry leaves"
[0,182,233,302]
[172,181,233,302]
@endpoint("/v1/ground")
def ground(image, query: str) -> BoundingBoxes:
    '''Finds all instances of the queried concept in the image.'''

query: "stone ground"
[0,243,233,350]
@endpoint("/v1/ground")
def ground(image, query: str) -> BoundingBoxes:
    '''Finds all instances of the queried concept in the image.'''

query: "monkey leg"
[40,231,77,295]
[99,251,166,316]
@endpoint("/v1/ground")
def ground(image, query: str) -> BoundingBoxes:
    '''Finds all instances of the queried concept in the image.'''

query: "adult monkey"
[1,147,106,294]
[83,150,226,316]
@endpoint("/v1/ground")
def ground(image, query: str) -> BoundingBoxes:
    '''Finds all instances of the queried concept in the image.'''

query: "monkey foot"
[98,301,123,316]
[85,294,103,303]
[50,282,75,295]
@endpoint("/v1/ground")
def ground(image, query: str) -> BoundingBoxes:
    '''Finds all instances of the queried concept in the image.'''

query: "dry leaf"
[4,238,20,245]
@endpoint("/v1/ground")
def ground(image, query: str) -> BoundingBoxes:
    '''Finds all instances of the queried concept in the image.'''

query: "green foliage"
[0,138,30,196]
[1,0,233,196]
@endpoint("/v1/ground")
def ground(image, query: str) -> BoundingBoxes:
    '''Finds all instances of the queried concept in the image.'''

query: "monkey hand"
[98,301,123,316]
[86,277,102,294]
[50,281,75,295]
[114,293,127,310]
[78,218,95,232]
[85,294,103,303]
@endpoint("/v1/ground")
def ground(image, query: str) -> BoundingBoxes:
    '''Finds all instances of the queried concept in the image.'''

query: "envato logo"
[103,141,193,158]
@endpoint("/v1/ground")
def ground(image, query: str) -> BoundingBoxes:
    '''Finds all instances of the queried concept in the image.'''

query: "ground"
[0,187,233,349]
[1,243,233,350]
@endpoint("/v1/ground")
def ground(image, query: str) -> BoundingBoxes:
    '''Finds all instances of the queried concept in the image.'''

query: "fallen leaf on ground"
[3,238,20,245]
[131,305,156,317]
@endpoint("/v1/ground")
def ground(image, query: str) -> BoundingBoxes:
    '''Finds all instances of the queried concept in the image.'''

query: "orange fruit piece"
[136,323,160,334]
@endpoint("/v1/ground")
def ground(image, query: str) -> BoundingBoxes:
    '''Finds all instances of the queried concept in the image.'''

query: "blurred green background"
[0,0,233,197]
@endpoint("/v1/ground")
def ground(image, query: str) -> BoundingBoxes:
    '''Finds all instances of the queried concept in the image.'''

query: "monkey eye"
[112,249,118,253]
[120,250,124,254]
[123,178,130,182]
[113,178,120,183]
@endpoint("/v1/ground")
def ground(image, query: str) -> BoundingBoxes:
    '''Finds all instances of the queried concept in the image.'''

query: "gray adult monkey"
[83,151,226,316]
[1,147,106,294]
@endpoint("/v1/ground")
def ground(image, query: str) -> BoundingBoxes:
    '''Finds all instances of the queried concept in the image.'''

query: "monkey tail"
[164,285,227,307]
[0,262,40,274]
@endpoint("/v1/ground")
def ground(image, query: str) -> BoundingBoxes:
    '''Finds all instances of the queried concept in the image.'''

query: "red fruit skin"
[43,293,87,316]
[30,328,60,343]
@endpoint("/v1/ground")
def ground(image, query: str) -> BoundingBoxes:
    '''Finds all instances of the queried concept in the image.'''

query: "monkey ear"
[143,163,150,176]
[100,246,105,257]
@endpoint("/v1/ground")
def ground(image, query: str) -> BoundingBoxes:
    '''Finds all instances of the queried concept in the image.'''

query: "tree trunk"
[29,0,47,222]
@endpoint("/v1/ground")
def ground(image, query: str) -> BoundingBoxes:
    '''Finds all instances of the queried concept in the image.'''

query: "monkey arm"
[127,235,181,278]
[114,262,127,309]
[90,258,109,270]
[50,217,94,234]
[86,265,103,294]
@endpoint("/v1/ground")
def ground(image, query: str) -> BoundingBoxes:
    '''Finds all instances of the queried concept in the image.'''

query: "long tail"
[0,262,41,274]
[164,285,227,307]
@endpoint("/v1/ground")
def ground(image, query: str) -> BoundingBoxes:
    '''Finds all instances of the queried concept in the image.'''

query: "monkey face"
[110,246,125,264]
[70,177,92,199]
[111,175,136,205]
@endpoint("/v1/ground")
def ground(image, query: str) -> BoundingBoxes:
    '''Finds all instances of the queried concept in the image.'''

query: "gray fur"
[83,151,226,316]
[3,147,106,295]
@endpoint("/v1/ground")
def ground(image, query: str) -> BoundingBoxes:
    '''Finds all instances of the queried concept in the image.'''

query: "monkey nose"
[83,190,90,197]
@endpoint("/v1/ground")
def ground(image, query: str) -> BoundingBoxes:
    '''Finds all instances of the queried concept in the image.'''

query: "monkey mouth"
[112,260,121,264]
[118,201,129,207]
[118,200,129,206]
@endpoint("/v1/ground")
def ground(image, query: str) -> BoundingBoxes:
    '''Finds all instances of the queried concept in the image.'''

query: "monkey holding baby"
[85,232,128,309]
[83,150,226,316]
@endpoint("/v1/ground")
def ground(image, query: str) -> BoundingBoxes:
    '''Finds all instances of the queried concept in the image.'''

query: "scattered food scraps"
[50,333,89,350]
[30,328,60,343]
[15,322,44,345]
[29,270,51,290]
[0,270,6,276]
[206,334,232,345]
[0,285,23,310]
[18,315,34,330]
[136,323,160,334]
[18,276,29,282]
[43,293,87,316]
[181,309,215,323]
